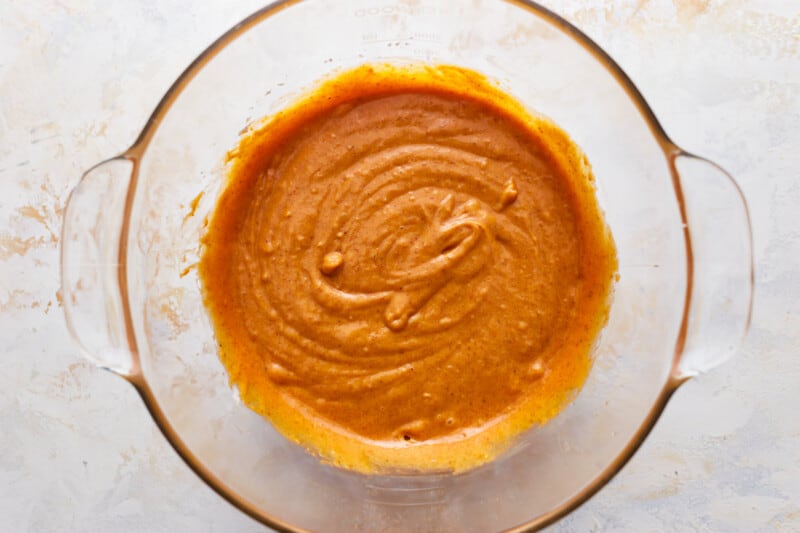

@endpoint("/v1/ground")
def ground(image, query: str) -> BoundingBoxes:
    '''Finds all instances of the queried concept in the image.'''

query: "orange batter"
[199,64,617,473]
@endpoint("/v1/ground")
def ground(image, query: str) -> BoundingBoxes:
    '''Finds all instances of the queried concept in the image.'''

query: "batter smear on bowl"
[199,64,617,473]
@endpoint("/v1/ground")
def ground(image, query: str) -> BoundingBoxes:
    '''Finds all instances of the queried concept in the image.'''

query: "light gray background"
[1,0,798,531]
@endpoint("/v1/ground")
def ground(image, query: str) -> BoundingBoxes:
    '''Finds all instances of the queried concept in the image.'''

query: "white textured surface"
[1,1,798,531]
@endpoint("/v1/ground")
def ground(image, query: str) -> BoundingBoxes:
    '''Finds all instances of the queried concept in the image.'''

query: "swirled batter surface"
[200,65,617,472]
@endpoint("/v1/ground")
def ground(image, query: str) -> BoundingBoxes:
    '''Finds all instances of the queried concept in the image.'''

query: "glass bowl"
[60,1,753,531]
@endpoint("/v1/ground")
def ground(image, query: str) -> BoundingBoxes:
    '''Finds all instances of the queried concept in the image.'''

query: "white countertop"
[1,1,798,531]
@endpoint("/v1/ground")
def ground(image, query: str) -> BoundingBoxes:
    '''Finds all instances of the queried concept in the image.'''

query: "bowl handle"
[60,157,138,377]
[671,152,754,380]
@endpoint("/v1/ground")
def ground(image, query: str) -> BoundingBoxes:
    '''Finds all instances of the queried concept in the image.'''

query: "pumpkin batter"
[199,64,617,473]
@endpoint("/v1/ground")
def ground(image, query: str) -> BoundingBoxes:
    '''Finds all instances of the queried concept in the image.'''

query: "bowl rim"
[115,1,698,531]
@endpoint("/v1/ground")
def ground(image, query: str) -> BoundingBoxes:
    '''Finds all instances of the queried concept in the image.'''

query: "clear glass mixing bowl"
[60,1,753,530]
